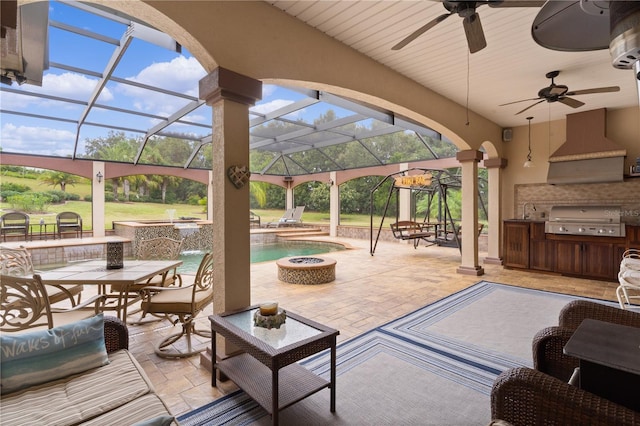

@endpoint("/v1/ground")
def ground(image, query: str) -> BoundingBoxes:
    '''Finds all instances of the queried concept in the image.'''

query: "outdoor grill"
[545,206,625,237]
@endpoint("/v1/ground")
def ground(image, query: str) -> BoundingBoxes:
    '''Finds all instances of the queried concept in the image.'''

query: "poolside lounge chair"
[249,211,261,228]
[273,205,305,227]
[266,208,294,228]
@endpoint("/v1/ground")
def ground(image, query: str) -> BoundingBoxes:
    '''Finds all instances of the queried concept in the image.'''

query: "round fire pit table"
[276,256,337,285]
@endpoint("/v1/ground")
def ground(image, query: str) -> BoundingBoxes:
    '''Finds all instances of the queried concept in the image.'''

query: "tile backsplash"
[514,179,640,224]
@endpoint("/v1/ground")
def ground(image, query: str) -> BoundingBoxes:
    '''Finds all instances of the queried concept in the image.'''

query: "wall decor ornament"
[227,165,251,189]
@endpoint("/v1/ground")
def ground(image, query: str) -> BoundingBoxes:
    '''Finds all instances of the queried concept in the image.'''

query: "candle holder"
[106,242,124,270]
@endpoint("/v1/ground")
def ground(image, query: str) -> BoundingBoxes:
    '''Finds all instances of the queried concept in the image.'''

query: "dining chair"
[0,274,105,333]
[107,237,183,322]
[0,246,84,307]
[139,251,214,358]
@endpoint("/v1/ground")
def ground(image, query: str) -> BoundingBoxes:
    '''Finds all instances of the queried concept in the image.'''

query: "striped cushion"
[0,313,108,395]
[0,350,162,425]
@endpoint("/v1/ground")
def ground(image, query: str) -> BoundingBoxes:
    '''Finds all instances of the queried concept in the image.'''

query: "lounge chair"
[280,205,305,226]
[266,208,294,228]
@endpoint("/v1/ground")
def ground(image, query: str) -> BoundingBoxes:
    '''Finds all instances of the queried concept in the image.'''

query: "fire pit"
[276,256,337,285]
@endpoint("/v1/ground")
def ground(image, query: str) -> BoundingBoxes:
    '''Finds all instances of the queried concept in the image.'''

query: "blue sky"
[0,1,345,158]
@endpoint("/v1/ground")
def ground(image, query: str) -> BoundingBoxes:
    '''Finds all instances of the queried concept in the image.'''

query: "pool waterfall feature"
[113,219,212,254]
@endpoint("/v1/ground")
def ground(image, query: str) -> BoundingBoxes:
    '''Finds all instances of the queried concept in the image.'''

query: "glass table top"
[224,308,323,350]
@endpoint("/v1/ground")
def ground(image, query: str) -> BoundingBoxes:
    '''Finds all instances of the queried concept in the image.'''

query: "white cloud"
[117,56,206,117]
[251,99,296,115]
[1,123,76,156]
[0,72,113,110]
[262,84,277,98]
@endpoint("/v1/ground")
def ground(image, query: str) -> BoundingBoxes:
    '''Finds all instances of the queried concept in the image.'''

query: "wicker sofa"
[0,316,176,425]
[491,300,640,425]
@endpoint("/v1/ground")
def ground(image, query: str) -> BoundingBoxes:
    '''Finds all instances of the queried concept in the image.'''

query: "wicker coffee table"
[209,306,339,425]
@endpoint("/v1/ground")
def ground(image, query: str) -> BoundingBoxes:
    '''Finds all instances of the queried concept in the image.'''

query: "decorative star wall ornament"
[227,165,251,189]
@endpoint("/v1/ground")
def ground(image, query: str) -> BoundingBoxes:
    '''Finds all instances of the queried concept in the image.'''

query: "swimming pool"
[178,241,344,273]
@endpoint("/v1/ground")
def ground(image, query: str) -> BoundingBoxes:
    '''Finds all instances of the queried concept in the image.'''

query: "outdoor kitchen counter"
[503,220,638,282]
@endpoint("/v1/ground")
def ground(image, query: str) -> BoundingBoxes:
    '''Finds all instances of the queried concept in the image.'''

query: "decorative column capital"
[199,67,262,106]
[456,149,483,163]
[483,158,508,169]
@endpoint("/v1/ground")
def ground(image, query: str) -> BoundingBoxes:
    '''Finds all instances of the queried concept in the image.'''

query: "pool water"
[178,241,344,273]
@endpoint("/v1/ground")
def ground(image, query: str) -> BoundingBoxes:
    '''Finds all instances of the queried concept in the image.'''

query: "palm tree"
[40,171,81,192]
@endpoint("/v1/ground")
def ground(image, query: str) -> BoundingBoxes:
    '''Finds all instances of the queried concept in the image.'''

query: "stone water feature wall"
[113,221,213,254]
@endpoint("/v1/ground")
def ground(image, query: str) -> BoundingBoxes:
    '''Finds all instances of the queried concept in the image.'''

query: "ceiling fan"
[499,70,620,115]
[391,0,545,54]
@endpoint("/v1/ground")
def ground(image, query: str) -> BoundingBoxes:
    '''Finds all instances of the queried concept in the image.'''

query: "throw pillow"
[0,313,109,395]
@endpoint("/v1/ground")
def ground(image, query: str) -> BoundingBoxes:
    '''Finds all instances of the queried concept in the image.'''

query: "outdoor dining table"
[38,259,183,318]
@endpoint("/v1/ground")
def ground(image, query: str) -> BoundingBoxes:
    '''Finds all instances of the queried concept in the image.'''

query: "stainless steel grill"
[545,206,625,237]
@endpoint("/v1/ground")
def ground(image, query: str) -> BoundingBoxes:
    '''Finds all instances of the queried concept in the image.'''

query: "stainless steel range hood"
[547,109,626,185]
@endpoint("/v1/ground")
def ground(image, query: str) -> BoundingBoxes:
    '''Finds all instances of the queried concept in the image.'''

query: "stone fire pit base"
[276,256,337,285]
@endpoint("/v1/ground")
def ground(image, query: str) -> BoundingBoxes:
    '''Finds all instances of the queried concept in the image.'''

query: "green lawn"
[0,175,439,230]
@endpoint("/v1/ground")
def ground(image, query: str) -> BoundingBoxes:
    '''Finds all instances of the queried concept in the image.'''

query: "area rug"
[177,281,612,426]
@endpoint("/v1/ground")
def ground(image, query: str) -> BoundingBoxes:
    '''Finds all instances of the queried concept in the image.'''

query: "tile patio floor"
[123,236,621,417]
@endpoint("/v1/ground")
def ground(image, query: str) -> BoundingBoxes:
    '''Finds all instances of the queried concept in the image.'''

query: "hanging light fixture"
[523,116,534,168]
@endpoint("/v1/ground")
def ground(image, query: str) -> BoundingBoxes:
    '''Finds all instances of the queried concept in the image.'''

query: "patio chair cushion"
[0,349,167,425]
[0,313,108,395]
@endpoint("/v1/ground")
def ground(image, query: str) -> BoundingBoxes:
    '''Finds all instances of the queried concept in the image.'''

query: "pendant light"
[523,116,534,168]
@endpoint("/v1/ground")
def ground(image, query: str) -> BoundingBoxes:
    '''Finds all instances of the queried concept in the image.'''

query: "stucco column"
[398,163,411,221]
[329,171,339,237]
[456,150,484,276]
[92,162,105,238]
[483,158,507,265]
[286,182,294,210]
[207,170,213,221]
[200,68,261,361]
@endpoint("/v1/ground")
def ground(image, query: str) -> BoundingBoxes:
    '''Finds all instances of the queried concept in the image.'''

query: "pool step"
[276,229,329,238]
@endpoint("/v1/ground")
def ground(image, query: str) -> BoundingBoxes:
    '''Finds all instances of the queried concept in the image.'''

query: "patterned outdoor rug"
[177,281,612,426]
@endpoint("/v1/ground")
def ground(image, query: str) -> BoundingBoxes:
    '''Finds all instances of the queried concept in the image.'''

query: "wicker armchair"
[492,300,640,425]
[491,367,640,426]
[56,211,82,239]
[104,315,129,353]
[0,212,29,242]
[533,300,640,381]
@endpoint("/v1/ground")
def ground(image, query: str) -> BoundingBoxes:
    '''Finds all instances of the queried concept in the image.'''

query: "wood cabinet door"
[530,239,555,271]
[555,241,582,275]
[504,222,529,269]
[583,242,614,280]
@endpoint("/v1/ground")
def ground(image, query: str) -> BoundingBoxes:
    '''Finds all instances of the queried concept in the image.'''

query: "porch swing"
[369,168,485,256]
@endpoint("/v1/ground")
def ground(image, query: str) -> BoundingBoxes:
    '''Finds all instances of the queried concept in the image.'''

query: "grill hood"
[547,108,626,185]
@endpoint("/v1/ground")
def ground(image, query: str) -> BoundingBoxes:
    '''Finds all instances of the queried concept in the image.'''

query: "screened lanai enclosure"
[1,0,459,177]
